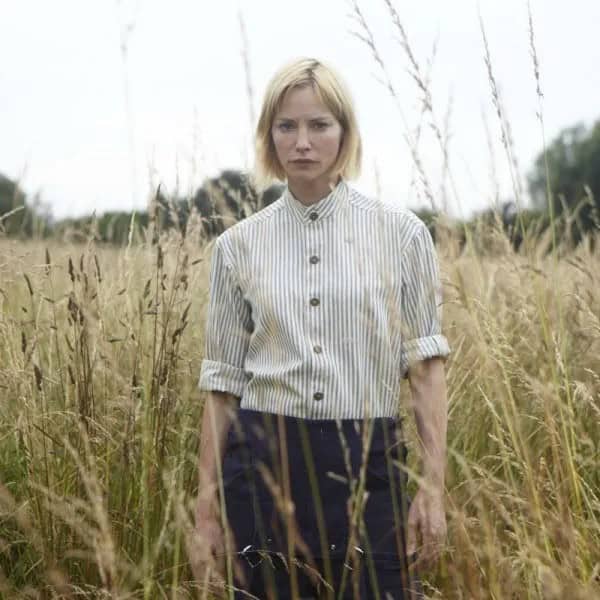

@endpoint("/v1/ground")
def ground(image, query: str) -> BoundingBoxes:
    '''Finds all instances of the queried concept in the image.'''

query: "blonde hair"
[254,57,362,190]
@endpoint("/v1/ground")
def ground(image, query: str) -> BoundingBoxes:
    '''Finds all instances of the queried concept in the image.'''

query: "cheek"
[271,134,285,158]
[272,132,292,153]
[323,130,343,156]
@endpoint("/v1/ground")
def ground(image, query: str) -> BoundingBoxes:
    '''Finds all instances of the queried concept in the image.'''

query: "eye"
[312,121,330,130]
[277,122,295,131]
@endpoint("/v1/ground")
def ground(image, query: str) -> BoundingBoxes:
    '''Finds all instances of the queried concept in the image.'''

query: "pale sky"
[1,0,599,220]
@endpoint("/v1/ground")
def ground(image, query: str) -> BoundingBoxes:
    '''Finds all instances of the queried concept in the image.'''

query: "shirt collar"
[282,179,347,224]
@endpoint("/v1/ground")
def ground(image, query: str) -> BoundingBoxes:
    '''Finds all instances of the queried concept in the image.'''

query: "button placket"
[307,216,325,416]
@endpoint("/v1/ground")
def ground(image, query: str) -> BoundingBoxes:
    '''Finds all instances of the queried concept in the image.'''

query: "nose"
[295,125,311,151]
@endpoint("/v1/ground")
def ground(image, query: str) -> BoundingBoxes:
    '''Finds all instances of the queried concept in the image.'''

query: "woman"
[194,57,450,599]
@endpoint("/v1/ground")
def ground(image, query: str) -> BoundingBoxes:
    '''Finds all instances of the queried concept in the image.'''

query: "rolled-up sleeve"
[399,222,450,376]
[198,238,253,397]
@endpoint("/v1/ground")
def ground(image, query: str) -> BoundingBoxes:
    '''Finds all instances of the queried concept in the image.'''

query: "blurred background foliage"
[2,119,599,249]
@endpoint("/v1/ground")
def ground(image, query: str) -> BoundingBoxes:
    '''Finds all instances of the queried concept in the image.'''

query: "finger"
[408,548,424,574]
[214,556,228,583]
[233,555,248,588]
[424,522,446,563]
[406,507,420,556]
[416,541,430,569]
[421,532,438,569]
[407,548,420,570]
[419,537,443,571]
[210,540,225,560]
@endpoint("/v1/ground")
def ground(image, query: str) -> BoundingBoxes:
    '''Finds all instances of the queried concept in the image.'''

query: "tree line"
[2,120,599,249]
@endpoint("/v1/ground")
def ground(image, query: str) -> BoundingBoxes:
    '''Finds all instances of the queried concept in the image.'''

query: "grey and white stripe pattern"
[198,179,450,419]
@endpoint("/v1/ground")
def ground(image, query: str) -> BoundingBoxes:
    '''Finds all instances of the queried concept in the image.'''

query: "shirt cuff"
[400,334,451,377]
[198,359,248,398]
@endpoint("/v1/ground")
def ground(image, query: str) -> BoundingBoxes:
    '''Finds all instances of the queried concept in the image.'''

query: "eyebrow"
[275,116,333,122]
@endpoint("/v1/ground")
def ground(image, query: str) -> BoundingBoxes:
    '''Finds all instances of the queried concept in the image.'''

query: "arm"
[405,357,448,568]
[191,391,239,582]
[408,357,447,495]
[196,391,239,520]
[399,221,450,567]
[197,235,253,517]
[192,237,252,574]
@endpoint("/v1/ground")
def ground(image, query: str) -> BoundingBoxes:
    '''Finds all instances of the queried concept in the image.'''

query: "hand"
[189,511,226,587]
[406,486,447,570]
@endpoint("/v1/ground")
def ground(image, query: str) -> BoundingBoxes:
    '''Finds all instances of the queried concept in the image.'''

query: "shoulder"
[213,194,286,260]
[222,194,285,238]
[345,185,428,247]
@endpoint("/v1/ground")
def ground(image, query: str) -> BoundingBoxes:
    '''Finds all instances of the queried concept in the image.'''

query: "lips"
[291,159,317,164]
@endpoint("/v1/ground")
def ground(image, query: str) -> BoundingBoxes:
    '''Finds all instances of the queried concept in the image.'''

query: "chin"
[288,168,329,181]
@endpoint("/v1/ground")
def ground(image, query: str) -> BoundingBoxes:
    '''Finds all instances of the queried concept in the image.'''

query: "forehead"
[274,84,334,119]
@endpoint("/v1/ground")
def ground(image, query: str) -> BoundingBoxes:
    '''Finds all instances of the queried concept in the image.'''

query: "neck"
[288,175,340,206]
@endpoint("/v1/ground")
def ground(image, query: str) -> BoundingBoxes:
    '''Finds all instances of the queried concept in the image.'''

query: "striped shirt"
[198,179,450,419]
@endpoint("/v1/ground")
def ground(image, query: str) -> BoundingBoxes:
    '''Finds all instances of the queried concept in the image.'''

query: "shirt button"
[309,255,320,264]
[313,345,322,354]
[309,211,318,221]
[310,297,320,307]
[313,392,324,401]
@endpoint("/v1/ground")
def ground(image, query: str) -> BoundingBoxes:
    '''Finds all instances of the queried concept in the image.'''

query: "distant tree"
[411,200,554,255]
[0,173,28,235]
[52,170,284,244]
[0,172,51,237]
[189,170,283,238]
[96,211,149,244]
[528,121,600,243]
[468,201,554,253]
[55,209,157,245]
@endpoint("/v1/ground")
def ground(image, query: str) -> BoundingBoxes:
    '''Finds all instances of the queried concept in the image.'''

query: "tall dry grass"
[0,227,213,599]
[434,232,600,599]
[1,4,599,598]
[0,220,599,598]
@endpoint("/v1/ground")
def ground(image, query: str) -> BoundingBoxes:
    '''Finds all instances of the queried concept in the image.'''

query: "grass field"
[0,224,598,598]
[1,4,599,597]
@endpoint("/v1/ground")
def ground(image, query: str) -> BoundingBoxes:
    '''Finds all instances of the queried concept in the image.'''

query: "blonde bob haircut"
[254,57,362,190]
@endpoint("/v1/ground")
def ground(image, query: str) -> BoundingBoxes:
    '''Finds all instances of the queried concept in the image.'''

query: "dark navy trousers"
[218,409,423,599]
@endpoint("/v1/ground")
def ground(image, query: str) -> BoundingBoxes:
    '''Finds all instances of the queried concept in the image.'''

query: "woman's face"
[271,85,343,187]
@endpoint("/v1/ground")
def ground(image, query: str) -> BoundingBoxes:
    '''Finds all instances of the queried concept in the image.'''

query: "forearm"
[407,357,448,493]
[196,391,239,519]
